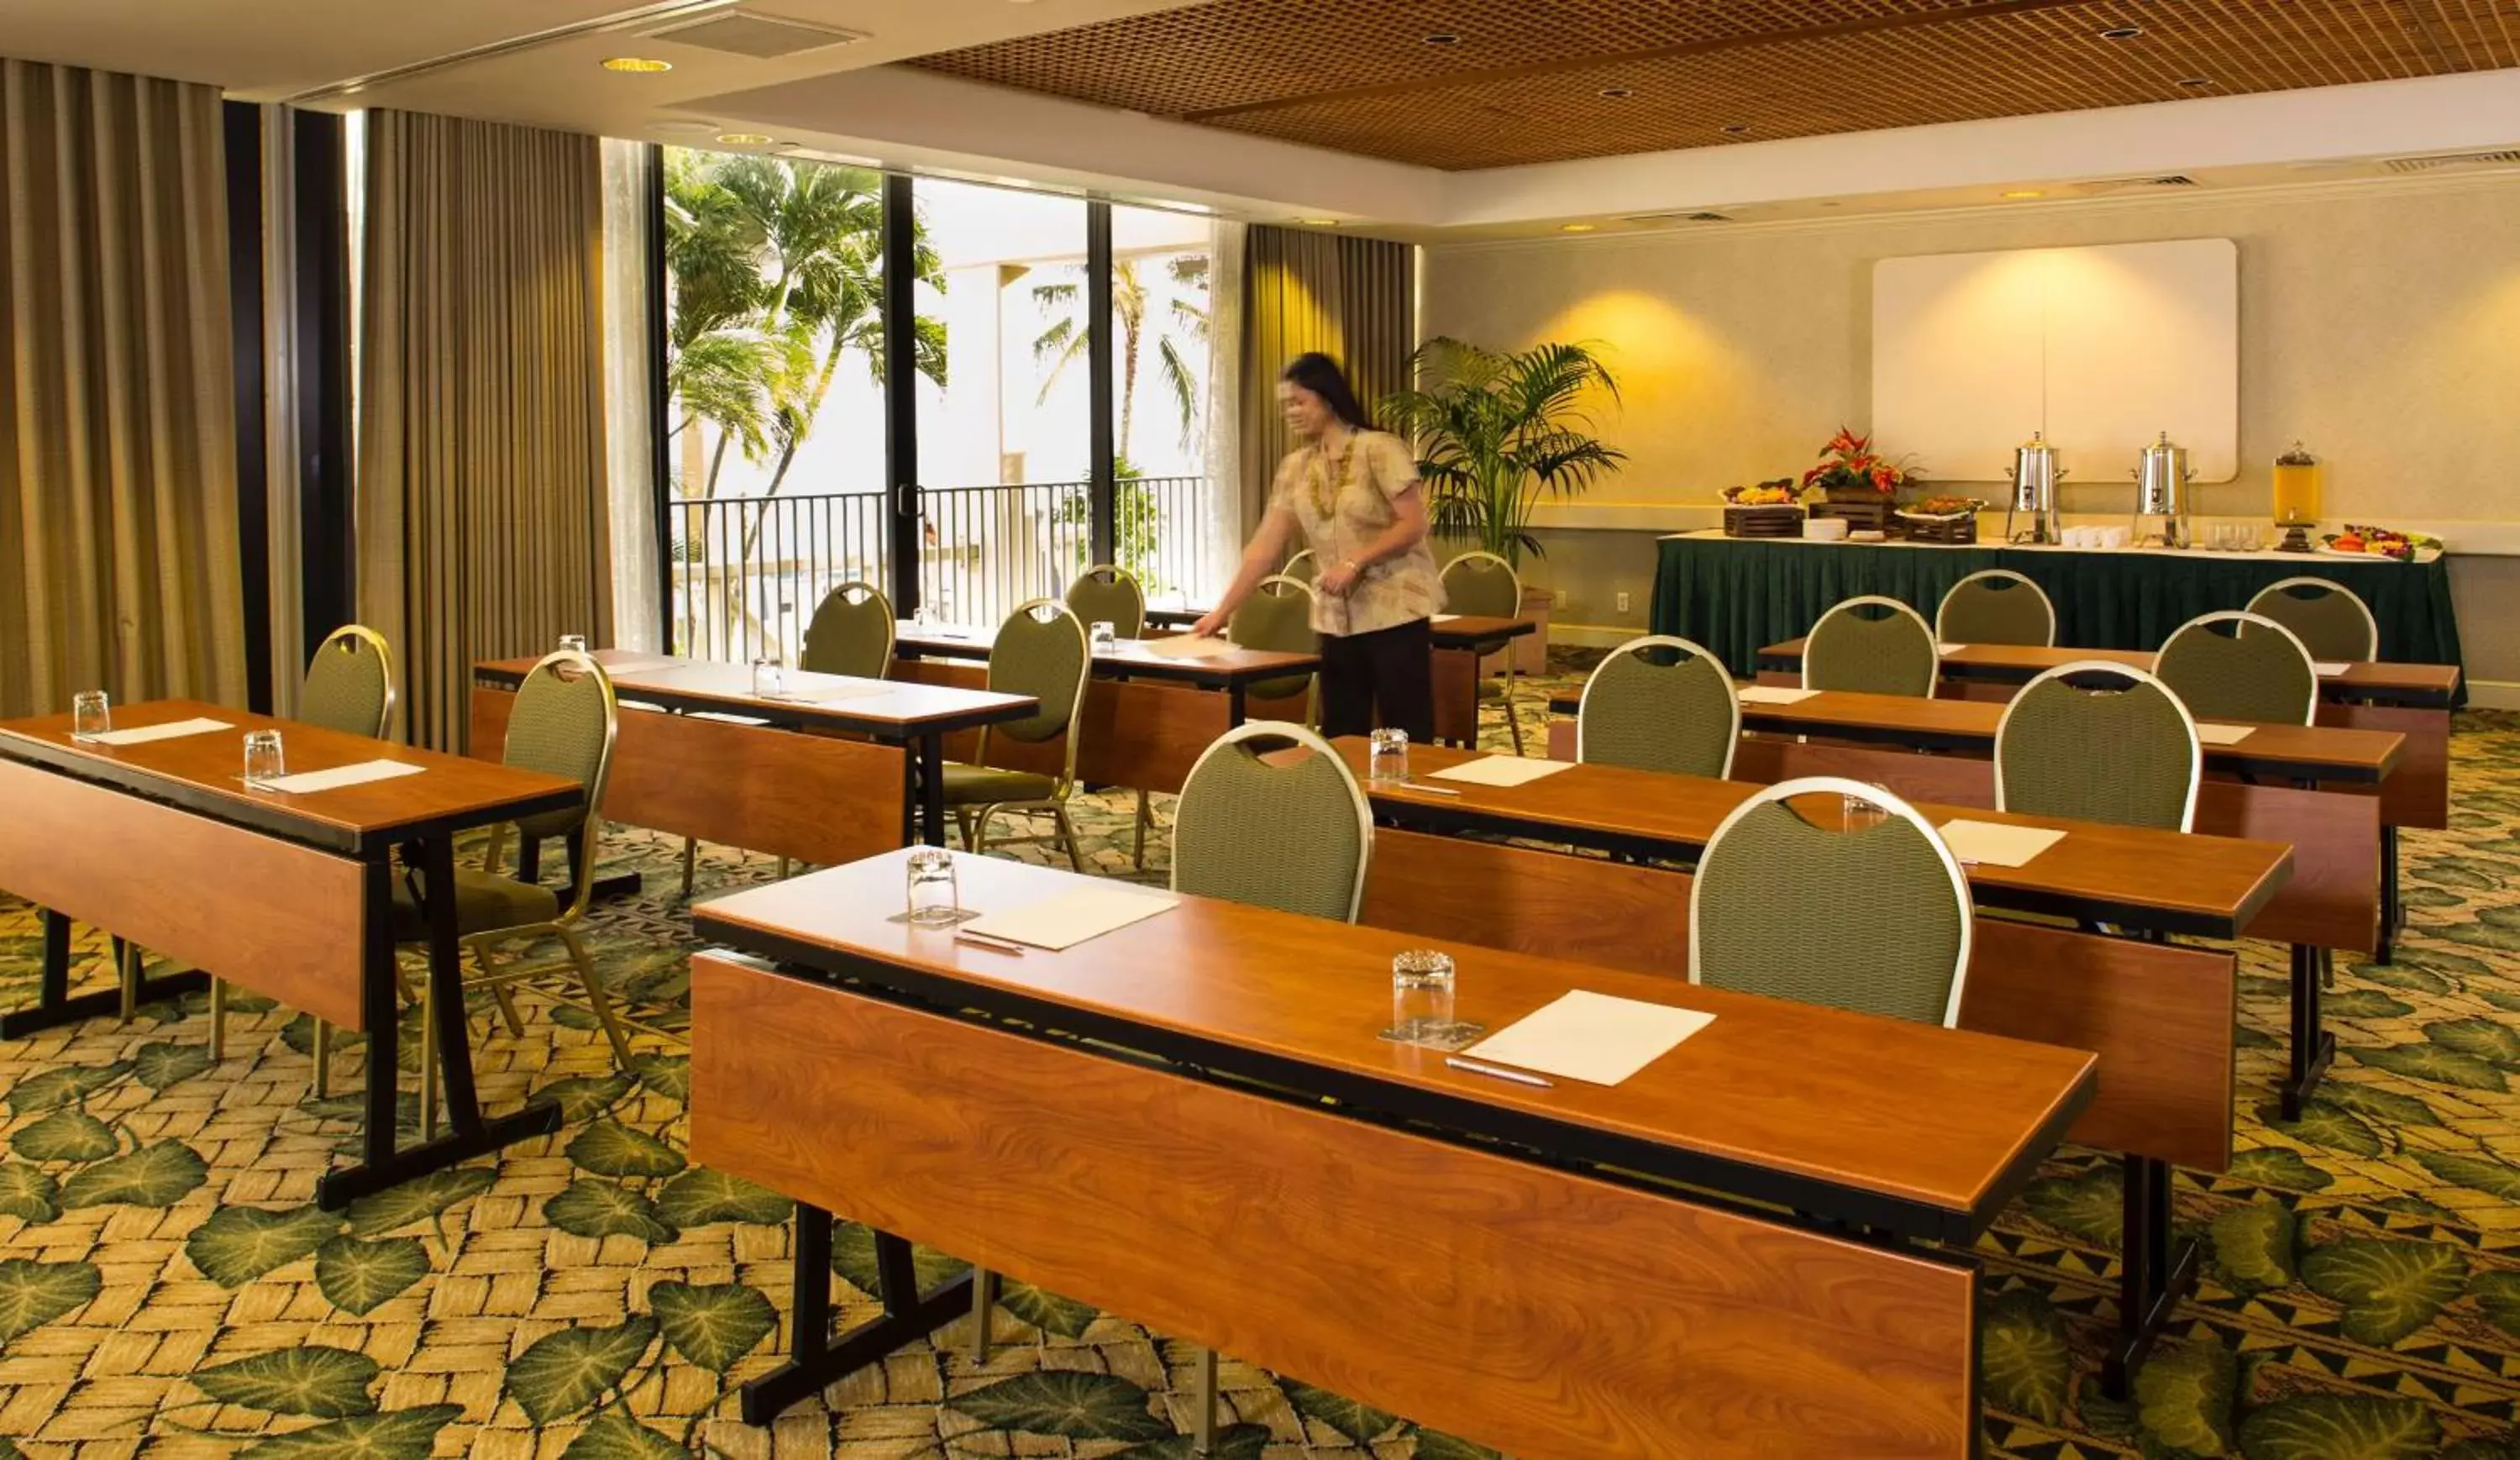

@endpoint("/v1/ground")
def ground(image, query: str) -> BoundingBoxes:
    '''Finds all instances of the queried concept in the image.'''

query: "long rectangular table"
[1137,610,1537,746]
[1755,637,2462,710]
[1329,735,2286,1392]
[692,849,2096,1455]
[0,701,582,1206]
[473,652,1038,853]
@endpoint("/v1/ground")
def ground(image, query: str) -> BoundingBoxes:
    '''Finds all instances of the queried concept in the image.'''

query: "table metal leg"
[2376,825,2401,966]
[0,908,207,1039]
[918,736,948,848]
[739,1209,974,1425]
[2280,941,2336,1121]
[2102,1154,2197,1400]
[315,839,559,1210]
[1226,683,1247,728]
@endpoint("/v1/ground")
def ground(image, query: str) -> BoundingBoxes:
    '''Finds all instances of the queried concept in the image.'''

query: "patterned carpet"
[0,666,2516,1457]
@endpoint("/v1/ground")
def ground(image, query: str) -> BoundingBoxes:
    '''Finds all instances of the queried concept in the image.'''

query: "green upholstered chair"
[1935,570,2056,647]
[1576,634,1739,780]
[1689,777,1972,1027]
[1440,549,1528,754]
[1996,663,2201,832]
[403,649,637,1137]
[798,581,896,680]
[1281,548,1319,584]
[1173,722,1373,922]
[213,624,401,1084]
[2157,611,2318,727]
[2245,577,2376,664]
[1229,575,1320,720]
[1067,564,1147,641]
[1803,596,1939,698]
[943,600,1093,870]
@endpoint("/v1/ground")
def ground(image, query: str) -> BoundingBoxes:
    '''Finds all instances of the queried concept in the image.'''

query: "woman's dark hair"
[1281,352,1374,431]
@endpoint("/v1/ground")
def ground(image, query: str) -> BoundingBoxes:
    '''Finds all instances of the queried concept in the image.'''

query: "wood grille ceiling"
[908,0,2520,171]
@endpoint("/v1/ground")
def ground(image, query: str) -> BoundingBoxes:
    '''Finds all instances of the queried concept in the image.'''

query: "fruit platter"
[1894,495,1987,544]
[2320,524,2442,562]
[1721,479,1805,538]
[1893,495,1988,520]
[1724,479,1803,507]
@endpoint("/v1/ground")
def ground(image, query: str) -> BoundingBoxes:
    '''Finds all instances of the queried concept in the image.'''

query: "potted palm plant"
[1382,337,1625,671]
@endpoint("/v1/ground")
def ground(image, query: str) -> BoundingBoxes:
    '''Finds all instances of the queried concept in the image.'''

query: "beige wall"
[1420,173,2520,685]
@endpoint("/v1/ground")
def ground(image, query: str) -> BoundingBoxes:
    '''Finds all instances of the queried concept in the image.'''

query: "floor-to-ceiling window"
[1109,203,1218,612]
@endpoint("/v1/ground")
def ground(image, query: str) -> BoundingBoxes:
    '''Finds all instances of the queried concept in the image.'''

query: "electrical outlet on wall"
[1552,588,1567,609]
[1615,591,1631,613]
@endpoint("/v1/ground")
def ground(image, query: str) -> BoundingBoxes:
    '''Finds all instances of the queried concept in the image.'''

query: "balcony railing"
[667,475,1217,664]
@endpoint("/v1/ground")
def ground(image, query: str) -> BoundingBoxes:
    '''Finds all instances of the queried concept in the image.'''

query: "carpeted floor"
[0,668,2516,1457]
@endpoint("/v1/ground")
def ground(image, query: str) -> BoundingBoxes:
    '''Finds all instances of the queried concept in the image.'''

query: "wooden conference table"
[472,651,1037,857]
[890,623,1318,796]
[0,701,581,1206]
[692,850,2096,1456]
[1140,609,1537,746]
[1755,637,2463,709]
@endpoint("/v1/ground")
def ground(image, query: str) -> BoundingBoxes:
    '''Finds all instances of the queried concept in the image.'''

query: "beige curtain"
[358,110,612,751]
[1236,226,1415,535]
[0,60,246,720]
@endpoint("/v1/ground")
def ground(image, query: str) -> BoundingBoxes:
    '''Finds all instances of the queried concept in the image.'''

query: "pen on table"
[954,932,1025,956]
[1445,1056,1552,1089]
[1404,781,1462,797]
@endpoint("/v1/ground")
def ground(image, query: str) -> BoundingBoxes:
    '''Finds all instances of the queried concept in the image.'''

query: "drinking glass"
[752,658,785,698]
[71,691,110,742]
[1089,621,1118,654]
[1840,781,1893,832]
[243,730,286,788]
[1391,949,1457,1043]
[903,848,963,927]
[558,633,589,654]
[1368,727,1410,785]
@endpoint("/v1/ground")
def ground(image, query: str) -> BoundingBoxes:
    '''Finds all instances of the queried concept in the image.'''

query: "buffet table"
[1651,531,2465,703]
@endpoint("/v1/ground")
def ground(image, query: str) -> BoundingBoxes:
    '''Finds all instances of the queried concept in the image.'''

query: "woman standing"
[1194,353,1441,742]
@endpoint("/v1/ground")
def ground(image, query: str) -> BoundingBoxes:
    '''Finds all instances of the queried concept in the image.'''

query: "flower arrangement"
[1802,428,1912,500]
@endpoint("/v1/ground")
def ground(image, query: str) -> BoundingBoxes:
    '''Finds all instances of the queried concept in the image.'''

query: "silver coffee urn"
[2007,432,2061,544]
[2133,431,2195,549]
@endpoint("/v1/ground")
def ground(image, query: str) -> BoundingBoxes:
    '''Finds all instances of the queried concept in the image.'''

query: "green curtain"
[1652,536,2465,703]
[1237,226,1412,536]
[0,60,247,720]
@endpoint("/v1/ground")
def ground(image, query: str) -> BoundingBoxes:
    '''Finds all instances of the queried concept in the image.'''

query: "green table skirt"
[1649,534,2467,705]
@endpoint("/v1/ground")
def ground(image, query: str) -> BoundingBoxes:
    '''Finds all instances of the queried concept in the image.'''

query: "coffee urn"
[2132,432,2195,549]
[2007,431,2062,544]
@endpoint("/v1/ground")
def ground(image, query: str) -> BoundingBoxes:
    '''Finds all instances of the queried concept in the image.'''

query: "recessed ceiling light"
[2002,189,2045,199]
[1561,223,1597,233]
[1297,218,1340,226]
[2178,76,2213,87]
[2099,24,2143,39]
[716,132,775,145]
[601,56,673,73]
[1599,87,1633,98]
[1424,31,1461,45]
[1721,123,1751,135]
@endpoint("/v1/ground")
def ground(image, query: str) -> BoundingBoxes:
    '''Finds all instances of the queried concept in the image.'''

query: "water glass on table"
[1089,621,1118,654]
[903,848,963,927]
[1390,948,1457,1044]
[71,691,110,743]
[243,730,286,788]
[558,633,589,654]
[1840,780,1893,832]
[751,658,785,698]
[1368,727,1410,785]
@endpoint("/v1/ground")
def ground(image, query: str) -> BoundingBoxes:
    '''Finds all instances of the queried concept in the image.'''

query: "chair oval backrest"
[1804,596,1938,697]
[505,649,619,841]
[798,582,896,680]
[1689,777,1972,1027]
[1935,570,2056,647]
[301,624,396,739]
[1440,549,1520,618]
[1577,635,1740,780]
[1996,663,2201,832]
[2244,576,2376,664]
[1281,549,1320,585]
[1066,565,1147,641]
[1172,722,1373,923]
[988,600,1091,746]
[1230,575,1320,704]
[2156,611,2317,726]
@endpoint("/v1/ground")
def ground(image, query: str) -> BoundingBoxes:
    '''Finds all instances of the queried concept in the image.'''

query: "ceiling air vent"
[644,9,865,59]
[1621,210,1733,224]
[2381,150,2520,174]
[2071,174,2201,197]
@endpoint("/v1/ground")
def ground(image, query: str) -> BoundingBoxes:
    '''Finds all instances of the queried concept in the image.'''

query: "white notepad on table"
[1430,613,1462,622]
[1938,819,2066,868]
[2313,662,2351,677]
[2194,723,2256,746]
[259,760,427,795]
[1937,643,1968,654]
[1462,990,1715,1086]
[1141,634,1236,661]
[83,717,232,746]
[1737,686,1819,706]
[772,682,890,704]
[962,884,1179,951]
[1425,755,1575,788]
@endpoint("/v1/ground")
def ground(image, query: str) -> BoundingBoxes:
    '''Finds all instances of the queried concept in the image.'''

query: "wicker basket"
[1808,498,1896,536]
[1723,505,1805,538]
[1898,513,1979,544]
